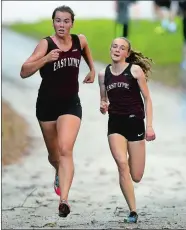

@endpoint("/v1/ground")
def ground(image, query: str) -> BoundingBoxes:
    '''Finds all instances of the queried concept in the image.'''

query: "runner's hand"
[45,49,62,62]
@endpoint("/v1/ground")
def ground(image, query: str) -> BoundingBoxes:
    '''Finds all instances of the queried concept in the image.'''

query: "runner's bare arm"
[20,39,49,78]
[98,68,108,102]
[131,64,153,128]
[78,34,95,72]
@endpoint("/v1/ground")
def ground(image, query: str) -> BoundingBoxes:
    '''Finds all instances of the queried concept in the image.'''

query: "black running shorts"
[36,94,82,122]
[108,114,145,141]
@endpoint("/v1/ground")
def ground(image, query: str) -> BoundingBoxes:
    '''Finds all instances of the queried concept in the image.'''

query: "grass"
[10,18,183,65]
[2,100,30,166]
[9,18,184,87]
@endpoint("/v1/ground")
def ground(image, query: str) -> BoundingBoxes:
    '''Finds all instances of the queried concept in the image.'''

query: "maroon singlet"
[104,63,145,119]
[38,34,82,101]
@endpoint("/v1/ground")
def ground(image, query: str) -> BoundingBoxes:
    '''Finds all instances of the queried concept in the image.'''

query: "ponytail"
[126,49,153,80]
[116,37,153,80]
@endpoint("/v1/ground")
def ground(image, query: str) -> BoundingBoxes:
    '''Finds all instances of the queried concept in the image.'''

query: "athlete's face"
[53,11,73,37]
[110,38,130,63]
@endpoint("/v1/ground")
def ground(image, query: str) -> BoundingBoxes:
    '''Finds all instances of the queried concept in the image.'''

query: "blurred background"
[2,1,186,229]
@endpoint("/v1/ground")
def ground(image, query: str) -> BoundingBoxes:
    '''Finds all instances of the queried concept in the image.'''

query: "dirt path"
[2,100,30,166]
[2,28,186,229]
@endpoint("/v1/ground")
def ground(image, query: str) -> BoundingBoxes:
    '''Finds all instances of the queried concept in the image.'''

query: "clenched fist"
[45,49,62,62]
[100,100,108,114]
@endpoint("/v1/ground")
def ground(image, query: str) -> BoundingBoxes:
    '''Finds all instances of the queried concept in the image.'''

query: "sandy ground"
[2,100,31,166]
[2,28,186,229]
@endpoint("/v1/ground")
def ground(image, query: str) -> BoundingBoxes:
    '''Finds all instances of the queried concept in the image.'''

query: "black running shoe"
[124,211,138,223]
[58,200,70,217]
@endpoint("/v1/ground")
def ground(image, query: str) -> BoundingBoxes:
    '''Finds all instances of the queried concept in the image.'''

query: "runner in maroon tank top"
[20,5,95,217]
[98,37,156,223]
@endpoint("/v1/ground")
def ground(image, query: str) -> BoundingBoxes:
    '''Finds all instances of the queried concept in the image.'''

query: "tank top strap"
[71,34,82,53]
[45,36,53,44]
[44,36,57,53]
[123,63,132,74]
[104,64,112,86]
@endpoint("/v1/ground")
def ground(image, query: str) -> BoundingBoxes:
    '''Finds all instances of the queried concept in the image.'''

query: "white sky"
[2,1,155,24]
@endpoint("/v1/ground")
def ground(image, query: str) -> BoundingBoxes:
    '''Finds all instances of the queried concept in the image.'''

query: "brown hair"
[116,37,153,80]
[52,5,75,23]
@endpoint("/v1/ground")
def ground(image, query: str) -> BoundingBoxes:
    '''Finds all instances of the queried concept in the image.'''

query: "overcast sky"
[2,1,155,24]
